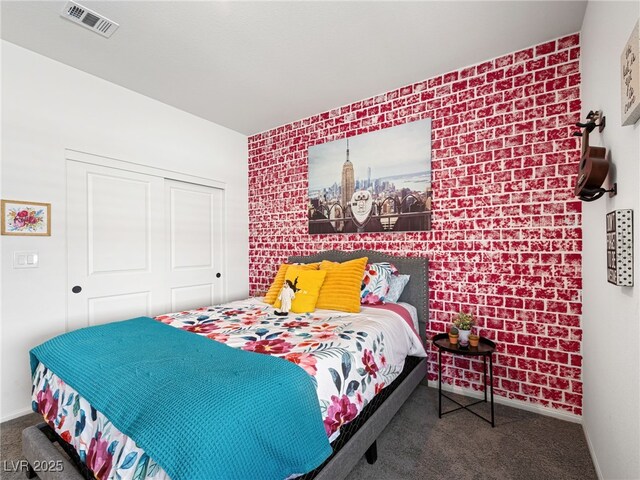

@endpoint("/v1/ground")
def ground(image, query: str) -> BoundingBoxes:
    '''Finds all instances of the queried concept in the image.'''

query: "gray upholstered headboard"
[287,250,429,344]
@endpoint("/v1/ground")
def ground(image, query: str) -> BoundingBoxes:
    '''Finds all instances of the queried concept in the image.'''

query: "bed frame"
[290,250,428,480]
[22,249,428,480]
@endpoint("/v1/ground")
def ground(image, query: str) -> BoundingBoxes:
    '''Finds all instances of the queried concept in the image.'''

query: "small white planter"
[458,329,471,346]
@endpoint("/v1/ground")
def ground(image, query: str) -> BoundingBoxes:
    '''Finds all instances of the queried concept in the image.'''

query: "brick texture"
[248,33,583,415]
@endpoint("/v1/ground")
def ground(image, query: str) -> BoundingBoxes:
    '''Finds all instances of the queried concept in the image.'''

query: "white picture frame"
[621,19,640,126]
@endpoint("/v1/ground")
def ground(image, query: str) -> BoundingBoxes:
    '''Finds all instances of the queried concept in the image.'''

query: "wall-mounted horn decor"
[573,110,616,202]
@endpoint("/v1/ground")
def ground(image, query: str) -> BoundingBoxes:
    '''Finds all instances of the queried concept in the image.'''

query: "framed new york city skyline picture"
[307,118,432,234]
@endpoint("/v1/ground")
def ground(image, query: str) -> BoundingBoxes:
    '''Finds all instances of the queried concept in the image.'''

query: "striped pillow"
[315,257,368,312]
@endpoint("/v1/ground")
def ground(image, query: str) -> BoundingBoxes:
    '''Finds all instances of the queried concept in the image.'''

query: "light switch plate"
[13,251,39,269]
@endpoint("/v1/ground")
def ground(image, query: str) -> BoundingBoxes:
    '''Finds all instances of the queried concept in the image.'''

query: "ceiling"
[1,1,587,135]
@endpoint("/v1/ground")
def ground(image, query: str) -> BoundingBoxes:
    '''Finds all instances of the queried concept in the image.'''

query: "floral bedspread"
[32,298,425,480]
[32,363,168,480]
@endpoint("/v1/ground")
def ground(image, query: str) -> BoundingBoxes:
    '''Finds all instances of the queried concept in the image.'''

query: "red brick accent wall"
[248,34,583,415]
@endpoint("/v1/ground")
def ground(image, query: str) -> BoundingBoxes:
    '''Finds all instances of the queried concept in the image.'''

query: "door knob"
[216,273,221,278]
[72,286,82,294]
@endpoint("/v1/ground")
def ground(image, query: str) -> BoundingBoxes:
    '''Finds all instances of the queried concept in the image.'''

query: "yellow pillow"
[316,257,368,313]
[263,262,320,305]
[264,264,288,304]
[274,267,327,313]
[300,262,321,270]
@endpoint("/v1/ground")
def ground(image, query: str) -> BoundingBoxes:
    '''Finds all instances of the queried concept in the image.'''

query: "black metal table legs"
[438,350,495,427]
[438,348,442,418]
[490,354,494,427]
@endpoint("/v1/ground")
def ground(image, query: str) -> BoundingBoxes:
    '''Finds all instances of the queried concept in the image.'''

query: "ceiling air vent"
[60,1,119,38]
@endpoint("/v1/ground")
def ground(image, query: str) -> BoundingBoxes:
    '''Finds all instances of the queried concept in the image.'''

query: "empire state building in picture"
[341,138,355,209]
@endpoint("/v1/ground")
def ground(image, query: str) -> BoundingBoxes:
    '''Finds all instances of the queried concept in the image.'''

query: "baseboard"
[435,382,582,424]
[582,422,604,480]
[1,407,34,423]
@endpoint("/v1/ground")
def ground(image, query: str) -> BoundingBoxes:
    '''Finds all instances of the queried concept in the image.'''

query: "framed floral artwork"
[1,200,51,236]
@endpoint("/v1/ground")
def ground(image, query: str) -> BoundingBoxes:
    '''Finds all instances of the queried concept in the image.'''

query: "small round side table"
[432,333,497,427]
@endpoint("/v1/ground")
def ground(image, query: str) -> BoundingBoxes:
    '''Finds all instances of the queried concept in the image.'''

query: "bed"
[23,250,429,480]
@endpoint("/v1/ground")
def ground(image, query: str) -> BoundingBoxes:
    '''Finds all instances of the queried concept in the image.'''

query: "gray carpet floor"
[0,385,597,480]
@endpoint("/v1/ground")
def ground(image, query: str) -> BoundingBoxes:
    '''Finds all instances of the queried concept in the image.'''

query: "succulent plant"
[453,312,475,331]
[469,333,479,339]
[449,326,459,335]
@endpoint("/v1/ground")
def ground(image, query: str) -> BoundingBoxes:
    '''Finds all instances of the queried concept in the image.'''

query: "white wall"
[580,2,640,479]
[0,41,249,421]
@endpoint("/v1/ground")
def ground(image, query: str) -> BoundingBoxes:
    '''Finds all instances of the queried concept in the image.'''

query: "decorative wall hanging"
[307,118,432,234]
[572,110,615,202]
[1,200,51,236]
[621,19,640,126]
[606,209,633,287]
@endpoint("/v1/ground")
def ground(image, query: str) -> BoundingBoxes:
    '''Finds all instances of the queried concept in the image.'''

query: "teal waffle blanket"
[30,317,332,479]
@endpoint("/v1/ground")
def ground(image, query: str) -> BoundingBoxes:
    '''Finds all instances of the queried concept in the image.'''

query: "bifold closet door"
[67,161,167,330]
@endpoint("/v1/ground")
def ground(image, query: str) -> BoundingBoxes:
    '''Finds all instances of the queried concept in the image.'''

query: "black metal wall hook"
[573,110,606,137]
[579,183,617,202]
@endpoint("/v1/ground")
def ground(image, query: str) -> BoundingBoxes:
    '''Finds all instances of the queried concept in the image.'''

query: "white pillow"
[386,274,410,303]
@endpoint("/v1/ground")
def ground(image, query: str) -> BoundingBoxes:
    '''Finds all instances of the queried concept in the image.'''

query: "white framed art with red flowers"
[1,199,51,236]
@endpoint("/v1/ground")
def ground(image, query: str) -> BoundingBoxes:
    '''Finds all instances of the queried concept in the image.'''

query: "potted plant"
[453,312,475,347]
[469,333,480,347]
[448,326,459,345]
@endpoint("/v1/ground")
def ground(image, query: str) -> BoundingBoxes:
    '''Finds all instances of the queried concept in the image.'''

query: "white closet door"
[165,180,224,312]
[67,161,167,330]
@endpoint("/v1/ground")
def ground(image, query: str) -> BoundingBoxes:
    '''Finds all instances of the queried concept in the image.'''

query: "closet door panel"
[67,161,166,330]
[166,180,224,311]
